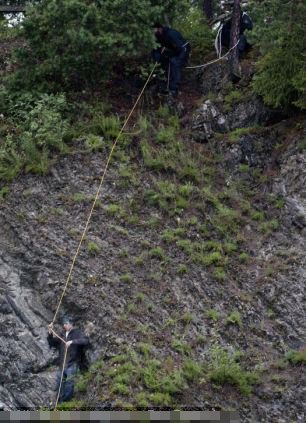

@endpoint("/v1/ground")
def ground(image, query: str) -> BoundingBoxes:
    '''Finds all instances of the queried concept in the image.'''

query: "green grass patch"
[286,350,306,365]
[208,346,258,395]
[87,242,100,256]
[226,310,243,329]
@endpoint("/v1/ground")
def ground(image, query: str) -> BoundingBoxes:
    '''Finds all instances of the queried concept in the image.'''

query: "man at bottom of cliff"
[47,316,89,404]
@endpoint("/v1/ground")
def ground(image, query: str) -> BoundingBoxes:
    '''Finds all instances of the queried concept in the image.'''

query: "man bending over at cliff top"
[152,22,191,97]
[47,315,89,404]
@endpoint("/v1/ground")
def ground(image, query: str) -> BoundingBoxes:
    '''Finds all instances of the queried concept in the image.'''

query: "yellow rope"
[53,342,68,410]
[50,327,66,345]
[52,62,158,324]
[185,39,240,69]
[48,44,241,409]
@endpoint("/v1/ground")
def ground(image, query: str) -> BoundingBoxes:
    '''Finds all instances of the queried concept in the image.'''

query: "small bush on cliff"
[208,346,258,395]
[286,350,306,365]
[0,93,68,180]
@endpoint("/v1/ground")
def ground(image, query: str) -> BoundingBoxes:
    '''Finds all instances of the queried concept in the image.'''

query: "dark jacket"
[47,328,89,368]
[156,26,188,57]
[221,12,253,48]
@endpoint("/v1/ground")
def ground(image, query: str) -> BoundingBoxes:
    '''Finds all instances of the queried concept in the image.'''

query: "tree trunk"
[203,0,213,22]
[229,0,241,79]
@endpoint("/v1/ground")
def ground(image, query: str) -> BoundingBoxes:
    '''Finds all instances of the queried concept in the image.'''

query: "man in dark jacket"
[47,316,89,403]
[152,23,190,96]
[220,11,253,56]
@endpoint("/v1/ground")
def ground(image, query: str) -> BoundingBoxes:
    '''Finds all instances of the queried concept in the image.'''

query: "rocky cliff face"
[0,61,305,421]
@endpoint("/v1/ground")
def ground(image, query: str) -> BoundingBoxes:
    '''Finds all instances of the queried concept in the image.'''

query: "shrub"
[120,273,132,284]
[156,126,176,144]
[213,267,226,281]
[201,251,223,266]
[208,346,258,395]
[226,311,243,329]
[150,247,166,260]
[182,359,203,381]
[0,93,68,180]
[85,134,104,151]
[8,0,188,91]
[259,219,279,234]
[87,242,100,256]
[0,187,9,201]
[286,350,306,365]
[206,309,220,322]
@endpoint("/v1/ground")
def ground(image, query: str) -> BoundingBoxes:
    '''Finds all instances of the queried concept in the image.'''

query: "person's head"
[62,315,74,331]
[153,22,163,35]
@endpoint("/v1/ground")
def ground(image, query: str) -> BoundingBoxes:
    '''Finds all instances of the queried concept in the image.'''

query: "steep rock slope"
[0,67,305,421]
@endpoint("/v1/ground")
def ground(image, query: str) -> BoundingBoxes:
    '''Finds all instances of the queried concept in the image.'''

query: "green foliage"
[0,93,68,180]
[150,246,166,260]
[0,186,9,201]
[112,383,130,395]
[182,359,203,381]
[213,267,226,281]
[286,350,306,365]
[56,400,87,410]
[251,0,306,109]
[171,339,191,355]
[178,264,188,274]
[107,203,124,216]
[156,126,176,144]
[13,0,150,89]
[201,251,223,266]
[0,16,20,40]
[161,228,185,243]
[135,392,149,408]
[85,134,104,151]
[259,219,279,234]
[208,346,258,395]
[298,137,306,152]
[251,210,265,221]
[226,310,243,329]
[7,0,187,91]
[228,126,260,143]
[145,179,190,215]
[181,312,194,325]
[238,252,249,263]
[99,115,121,140]
[87,241,100,256]
[120,273,132,284]
[72,192,86,202]
[173,6,213,62]
[223,90,243,112]
[206,309,220,322]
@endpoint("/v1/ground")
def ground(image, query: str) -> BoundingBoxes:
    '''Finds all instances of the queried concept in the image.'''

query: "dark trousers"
[152,45,190,93]
[221,33,249,55]
[55,362,78,403]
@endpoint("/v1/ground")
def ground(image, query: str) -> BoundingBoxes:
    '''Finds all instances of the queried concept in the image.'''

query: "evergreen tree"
[251,0,306,110]
[8,0,188,91]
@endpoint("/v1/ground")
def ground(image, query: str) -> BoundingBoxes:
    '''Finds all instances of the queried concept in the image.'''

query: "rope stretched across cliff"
[49,43,241,410]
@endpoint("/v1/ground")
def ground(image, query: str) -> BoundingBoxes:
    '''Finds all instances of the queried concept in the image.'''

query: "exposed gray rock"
[0,255,54,409]
[191,97,267,142]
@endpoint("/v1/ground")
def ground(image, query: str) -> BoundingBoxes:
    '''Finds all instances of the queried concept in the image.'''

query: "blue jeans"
[152,46,190,93]
[168,51,186,92]
[55,362,78,403]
